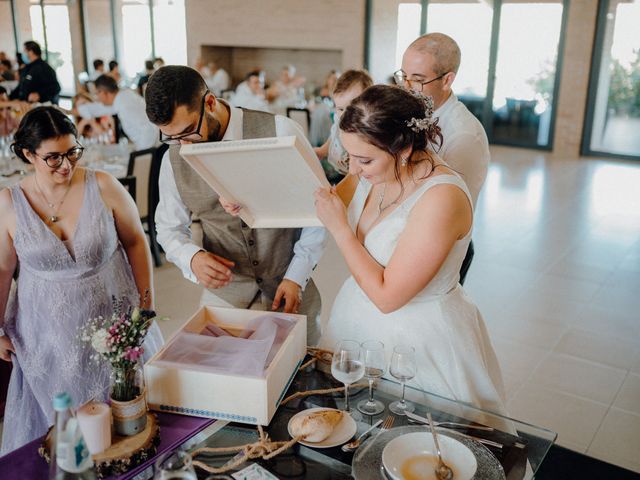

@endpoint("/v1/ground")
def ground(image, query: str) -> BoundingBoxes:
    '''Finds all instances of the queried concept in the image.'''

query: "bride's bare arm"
[95,172,154,309]
[320,183,472,314]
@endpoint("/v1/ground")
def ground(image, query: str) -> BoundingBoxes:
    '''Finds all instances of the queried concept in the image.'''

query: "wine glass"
[154,450,197,479]
[357,340,386,415]
[388,344,417,415]
[331,340,364,415]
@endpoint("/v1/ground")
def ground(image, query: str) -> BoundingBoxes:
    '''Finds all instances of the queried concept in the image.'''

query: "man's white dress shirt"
[78,89,159,150]
[155,102,327,291]
[433,94,490,207]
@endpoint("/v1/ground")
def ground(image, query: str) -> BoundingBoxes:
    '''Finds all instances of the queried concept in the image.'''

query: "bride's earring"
[401,157,408,167]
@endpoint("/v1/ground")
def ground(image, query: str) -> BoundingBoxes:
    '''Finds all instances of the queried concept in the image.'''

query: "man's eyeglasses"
[159,90,210,145]
[393,70,447,92]
[34,146,84,169]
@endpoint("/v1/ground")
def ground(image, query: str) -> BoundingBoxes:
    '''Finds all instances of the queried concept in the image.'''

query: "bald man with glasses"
[396,32,490,284]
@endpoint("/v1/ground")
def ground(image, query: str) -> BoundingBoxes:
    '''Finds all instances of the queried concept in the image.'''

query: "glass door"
[426,0,494,123]
[490,0,565,148]
[29,0,76,96]
[584,0,640,158]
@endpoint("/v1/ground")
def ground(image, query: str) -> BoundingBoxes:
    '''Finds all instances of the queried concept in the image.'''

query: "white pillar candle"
[76,401,112,454]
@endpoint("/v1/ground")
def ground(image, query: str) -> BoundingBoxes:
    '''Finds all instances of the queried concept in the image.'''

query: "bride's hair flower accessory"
[405,91,435,133]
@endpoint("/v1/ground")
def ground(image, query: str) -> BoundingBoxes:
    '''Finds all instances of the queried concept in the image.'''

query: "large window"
[492,1,564,147]
[152,0,187,66]
[583,0,640,159]
[426,1,494,122]
[29,0,75,95]
[366,0,568,150]
[0,0,17,56]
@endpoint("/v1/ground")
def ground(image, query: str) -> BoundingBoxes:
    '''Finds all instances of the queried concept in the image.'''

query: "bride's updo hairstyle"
[339,84,443,182]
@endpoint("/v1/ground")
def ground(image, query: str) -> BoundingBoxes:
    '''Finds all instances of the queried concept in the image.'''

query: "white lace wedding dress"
[320,174,508,416]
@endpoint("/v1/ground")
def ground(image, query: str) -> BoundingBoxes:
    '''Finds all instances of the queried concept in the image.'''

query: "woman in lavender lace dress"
[0,107,163,454]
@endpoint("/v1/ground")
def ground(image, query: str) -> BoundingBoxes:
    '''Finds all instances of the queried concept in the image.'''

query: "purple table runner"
[0,413,215,479]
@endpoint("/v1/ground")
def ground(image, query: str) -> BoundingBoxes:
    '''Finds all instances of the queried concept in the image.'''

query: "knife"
[406,411,503,449]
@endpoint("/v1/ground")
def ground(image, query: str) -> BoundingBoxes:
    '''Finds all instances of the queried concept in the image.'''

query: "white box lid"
[179,136,330,228]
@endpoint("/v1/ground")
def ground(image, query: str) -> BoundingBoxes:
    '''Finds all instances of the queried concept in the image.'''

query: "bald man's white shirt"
[432,94,489,207]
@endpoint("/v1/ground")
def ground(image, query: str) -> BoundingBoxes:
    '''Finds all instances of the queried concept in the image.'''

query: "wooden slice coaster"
[40,412,161,478]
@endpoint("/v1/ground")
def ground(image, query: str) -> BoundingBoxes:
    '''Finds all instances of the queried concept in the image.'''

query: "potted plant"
[81,297,156,436]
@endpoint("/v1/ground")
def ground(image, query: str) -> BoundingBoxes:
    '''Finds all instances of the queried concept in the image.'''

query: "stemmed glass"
[154,450,197,479]
[357,340,386,415]
[331,340,364,415]
[388,344,417,415]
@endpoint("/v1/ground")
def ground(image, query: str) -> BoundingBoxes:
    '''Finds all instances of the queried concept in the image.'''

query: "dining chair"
[286,107,311,140]
[127,147,163,267]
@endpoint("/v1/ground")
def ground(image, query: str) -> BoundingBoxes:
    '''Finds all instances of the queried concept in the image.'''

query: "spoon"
[341,419,383,452]
[427,412,454,480]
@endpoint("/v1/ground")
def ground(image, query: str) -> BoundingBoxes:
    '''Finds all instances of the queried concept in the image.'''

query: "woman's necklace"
[377,182,397,214]
[33,175,72,224]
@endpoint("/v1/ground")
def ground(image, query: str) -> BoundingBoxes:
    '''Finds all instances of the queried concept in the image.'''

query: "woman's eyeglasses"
[34,146,85,169]
[159,90,210,144]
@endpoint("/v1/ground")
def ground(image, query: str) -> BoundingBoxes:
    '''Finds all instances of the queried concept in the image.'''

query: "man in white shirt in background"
[145,66,325,346]
[231,71,271,113]
[398,32,490,284]
[77,74,158,150]
[203,60,231,97]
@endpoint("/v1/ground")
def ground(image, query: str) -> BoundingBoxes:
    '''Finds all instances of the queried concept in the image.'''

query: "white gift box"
[179,136,330,228]
[144,306,307,426]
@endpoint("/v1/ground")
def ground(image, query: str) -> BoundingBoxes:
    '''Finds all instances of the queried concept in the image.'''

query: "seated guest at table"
[9,41,60,104]
[231,71,271,113]
[267,65,305,112]
[1,59,16,82]
[316,70,338,99]
[314,85,507,416]
[0,86,21,136]
[72,92,114,139]
[314,70,373,183]
[0,106,163,454]
[137,60,155,96]
[108,59,122,84]
[77,75,158,149]
[145,66,325,346]
[203,60,230,97]
[90,58,105,81]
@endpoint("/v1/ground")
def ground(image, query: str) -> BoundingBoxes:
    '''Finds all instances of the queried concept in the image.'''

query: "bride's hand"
[314,187,350,237]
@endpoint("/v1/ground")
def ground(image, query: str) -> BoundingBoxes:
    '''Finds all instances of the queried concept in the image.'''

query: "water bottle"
[49,392,97,479]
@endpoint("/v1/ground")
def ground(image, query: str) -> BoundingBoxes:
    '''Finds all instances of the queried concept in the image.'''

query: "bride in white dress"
[314,85,507,416]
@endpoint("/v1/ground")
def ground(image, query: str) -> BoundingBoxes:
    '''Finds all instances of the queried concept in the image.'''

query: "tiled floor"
[151,145,640,473]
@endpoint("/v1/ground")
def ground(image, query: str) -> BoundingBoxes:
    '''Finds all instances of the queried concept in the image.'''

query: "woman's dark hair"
[339,85,443,186]
[10,106,77,164]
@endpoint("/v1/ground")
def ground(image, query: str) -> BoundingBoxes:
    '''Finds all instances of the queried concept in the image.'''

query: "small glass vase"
[110,360,147,436]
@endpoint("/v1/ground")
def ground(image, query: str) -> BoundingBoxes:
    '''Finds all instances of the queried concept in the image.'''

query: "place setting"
[280,339,508,480]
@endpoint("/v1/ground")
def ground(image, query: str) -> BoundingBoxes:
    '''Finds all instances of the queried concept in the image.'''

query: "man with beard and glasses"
[145,66,325,346]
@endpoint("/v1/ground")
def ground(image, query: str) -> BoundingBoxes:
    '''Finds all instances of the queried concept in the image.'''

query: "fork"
[354,415,395,460]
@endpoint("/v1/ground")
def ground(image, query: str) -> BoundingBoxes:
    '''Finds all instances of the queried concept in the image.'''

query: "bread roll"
[290,409,344,442]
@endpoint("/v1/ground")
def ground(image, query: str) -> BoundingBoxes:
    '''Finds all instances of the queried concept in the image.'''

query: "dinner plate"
[352,426,506,480]
[287,407,357,448]
[382,432,477,480]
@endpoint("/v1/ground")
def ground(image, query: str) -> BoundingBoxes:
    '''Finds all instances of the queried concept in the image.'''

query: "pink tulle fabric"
[155,314,295,377]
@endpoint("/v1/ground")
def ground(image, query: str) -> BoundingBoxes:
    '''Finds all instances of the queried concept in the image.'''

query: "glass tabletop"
[166,363,556,480]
